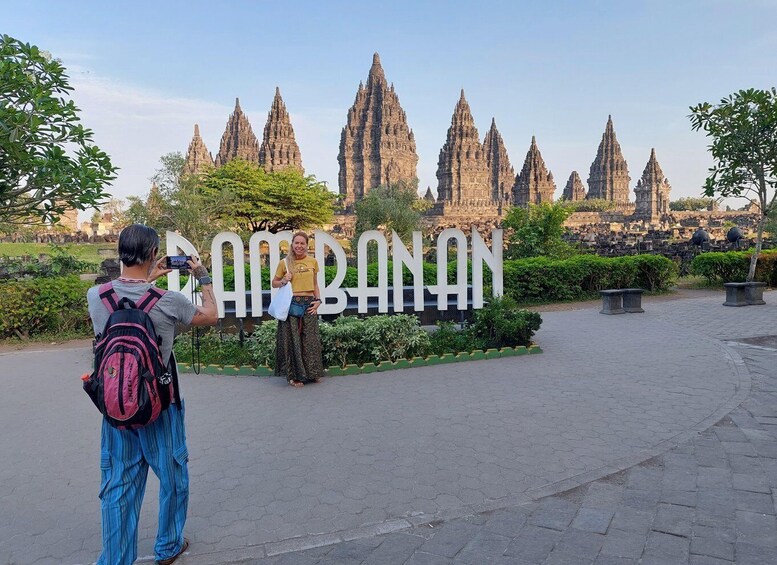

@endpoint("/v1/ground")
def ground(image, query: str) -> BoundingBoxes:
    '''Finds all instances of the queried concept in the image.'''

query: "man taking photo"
[86,224,218,565]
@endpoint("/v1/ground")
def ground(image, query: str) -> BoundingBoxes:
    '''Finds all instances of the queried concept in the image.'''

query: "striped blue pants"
[97,401,189,565]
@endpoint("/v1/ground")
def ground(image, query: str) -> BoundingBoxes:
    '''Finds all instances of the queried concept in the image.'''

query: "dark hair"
[118,224,160,267]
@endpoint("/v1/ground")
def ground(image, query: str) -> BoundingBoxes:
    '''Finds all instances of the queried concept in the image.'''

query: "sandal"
[310,377,323,383]
[289,380,305,388]
[157,538,189,565]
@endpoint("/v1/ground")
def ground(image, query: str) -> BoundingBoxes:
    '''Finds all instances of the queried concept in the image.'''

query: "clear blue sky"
[5,0,777,210]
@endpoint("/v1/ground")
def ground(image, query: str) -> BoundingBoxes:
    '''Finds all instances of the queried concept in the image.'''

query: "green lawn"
[0,242,116,262]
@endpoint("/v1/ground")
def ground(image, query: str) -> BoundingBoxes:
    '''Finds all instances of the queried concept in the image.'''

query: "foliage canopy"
[0,34,116,226]
[668,196,715,212]
[201,160,335,234]
[502,202,575,259]
[690,88,777,281]
[353,181,426,242]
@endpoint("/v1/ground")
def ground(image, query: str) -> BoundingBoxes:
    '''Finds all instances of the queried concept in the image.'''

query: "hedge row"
[502,254,677,303]
[160,255,674,305]
[0,254,676,340]
[176,297,542,369]
[0,275,93,339]
[690,250,777,285]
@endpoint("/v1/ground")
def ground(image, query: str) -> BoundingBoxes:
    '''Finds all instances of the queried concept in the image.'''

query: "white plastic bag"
[268,259,293,320]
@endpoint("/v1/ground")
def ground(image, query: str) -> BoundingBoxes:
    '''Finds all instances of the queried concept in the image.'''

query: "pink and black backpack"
[83,282,178,429]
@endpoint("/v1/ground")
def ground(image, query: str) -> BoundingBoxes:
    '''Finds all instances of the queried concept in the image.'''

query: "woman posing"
[271,231,324,387]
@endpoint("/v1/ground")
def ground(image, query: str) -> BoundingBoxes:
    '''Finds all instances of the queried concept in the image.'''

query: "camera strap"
[191,276,201,374]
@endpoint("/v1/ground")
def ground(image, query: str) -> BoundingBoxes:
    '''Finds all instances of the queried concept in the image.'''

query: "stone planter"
[724,281,767,306]
[745,281,767,305]
[723,282,749,307]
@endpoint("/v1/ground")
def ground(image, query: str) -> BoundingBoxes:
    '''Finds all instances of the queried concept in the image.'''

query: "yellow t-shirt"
[275,256,319,293]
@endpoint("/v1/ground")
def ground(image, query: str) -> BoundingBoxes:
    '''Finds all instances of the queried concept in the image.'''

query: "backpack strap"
[98,282,120,313]
[136,287,167,313]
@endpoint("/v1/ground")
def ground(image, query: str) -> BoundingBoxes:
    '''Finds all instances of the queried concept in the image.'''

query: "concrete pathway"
[0,290,774,564]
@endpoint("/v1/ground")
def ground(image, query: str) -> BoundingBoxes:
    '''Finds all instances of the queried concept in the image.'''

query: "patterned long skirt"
[275,301,324,383]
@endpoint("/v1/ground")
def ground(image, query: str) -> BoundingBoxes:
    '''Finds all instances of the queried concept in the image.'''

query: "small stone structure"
[182,124,214,176]
[214,98,261,167]
[513,136,556,207]
[483,118,515,209]
[259,87,304,173]
[562,171,586,201]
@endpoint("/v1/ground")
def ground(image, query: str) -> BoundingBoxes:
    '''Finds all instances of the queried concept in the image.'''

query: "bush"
[362,314,431,363]
[503,254,677,303]
[560,198,617,212]
[469,296,542,349]
[0,247,98,280]
[429,321,483,356]
[247,319,278,367]
[690,250,777,285]
[0,275,92,338]
[318,315,369,368]
[249,314,431,369]
[173,331,255,366]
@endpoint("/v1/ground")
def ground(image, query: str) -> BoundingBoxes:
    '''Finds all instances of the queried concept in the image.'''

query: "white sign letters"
[167,228,503,319]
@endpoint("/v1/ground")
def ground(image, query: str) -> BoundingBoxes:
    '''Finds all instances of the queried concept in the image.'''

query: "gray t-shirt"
[87,281,197,363]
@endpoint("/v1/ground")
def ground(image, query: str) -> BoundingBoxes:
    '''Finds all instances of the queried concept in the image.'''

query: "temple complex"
[634,148,671,220]
[182,124,214,176]
[337,53,418,209]
[214,98,260,167]
[259,87,304,173]
[429,90,495,219]
[562,171,587,201]
[483,118,515,209]
[176,56,753,239]
[587,116,631,206]
[512,136,556,207]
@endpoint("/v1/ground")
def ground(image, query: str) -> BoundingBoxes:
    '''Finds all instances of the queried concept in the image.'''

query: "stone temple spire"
[182,124,214,176]
[259,87,304,173]
[512,136,556,207]
[634,148,671,219]
[483,118,514,207]
[338,53,418,208]
[587,115,630,205]
[562,171,587,201]
[214,97,260,167]
[434,90,490,206]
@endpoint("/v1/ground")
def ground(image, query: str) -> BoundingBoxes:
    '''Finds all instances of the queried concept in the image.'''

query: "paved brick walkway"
[0,290,774,564]
[248,342,776,565]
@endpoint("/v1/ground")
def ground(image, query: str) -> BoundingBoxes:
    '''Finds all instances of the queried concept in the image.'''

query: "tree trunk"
[747,214,764,282]
[747,173,769,283]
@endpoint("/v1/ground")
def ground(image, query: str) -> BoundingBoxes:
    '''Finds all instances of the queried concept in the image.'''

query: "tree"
[502,202,574,259]
[354,181,425,242]
[201,159,335,233]
[669,196,715,211]
[0,34,116,226]
[139,152,229,255]
[690,88,777,282]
